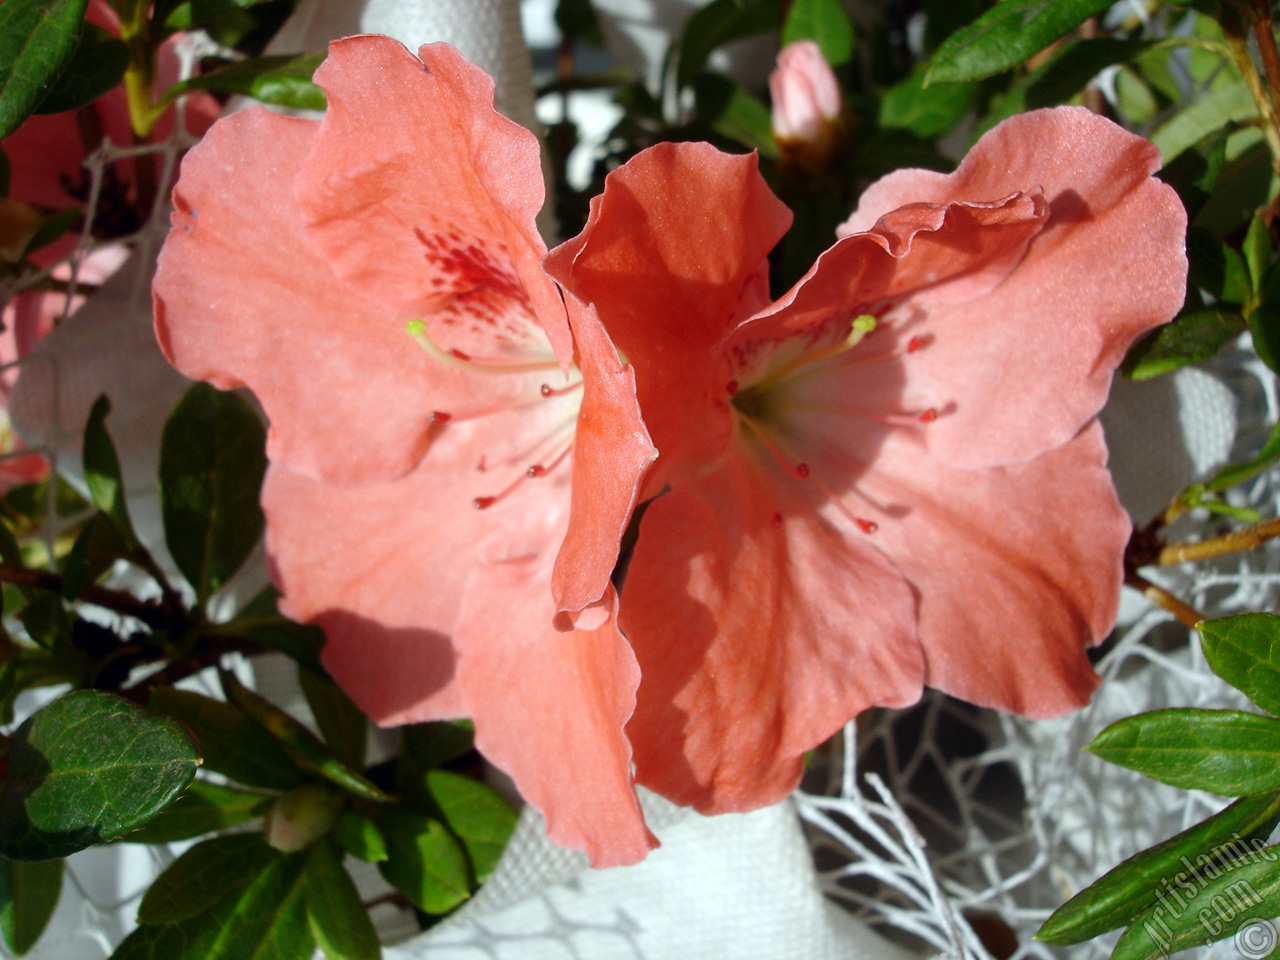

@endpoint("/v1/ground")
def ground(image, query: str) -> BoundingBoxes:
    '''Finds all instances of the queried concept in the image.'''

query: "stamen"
[749,314,880,394]
[779,401,939,427]
[540,380,584,399]
[527,442,573,478]
[407,319,559,375]
[804,470,882,537]
[857,518,878,534]
[907,335,927,353]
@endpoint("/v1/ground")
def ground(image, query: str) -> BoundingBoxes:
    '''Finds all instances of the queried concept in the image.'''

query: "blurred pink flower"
[153,36,657,867]
[769,40,845,175]
[545,107,1188,814]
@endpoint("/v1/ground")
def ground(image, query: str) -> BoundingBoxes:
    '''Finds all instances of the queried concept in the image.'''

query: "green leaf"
[82,397,135,541]
[0,858,62,955]
[1188,228,1251,306]
[0,0,89,140]
[33,22,127,114]
[333,810,387,863]
[21,206,79,260]
[0,691,198,860]
[1200,614,1280,717]
[1250,304,1280,373]
[298,667,367,771]
[1122,309,1242,380]
[122,780,269,844]
[923,0,1114,85]
[138,834,277,924]
[159,0,276,30]
[117,844,312,960]
[377,809,470,914]
[166,53,325,112]
[1024,36,1151,109]
[159,383,266,604]
[675,0,779,90]
[221,671,387,803]
[400,721,475,781]
[1157,129,1228,223]
[693,73,778,158]
[1245,214,1273,298]
[60,512,129,601]
[426,771,516,884]
[879,62,976,139]
[1088,708,1280,795]
[555,0,604,45]
[1038,791,1280,944]
[305,841,380,960]
[1152,78,1256,166]
[149,688,305,791]
[219,587,323,670]
[1110,843,1280,960]
[1201,418,1280,494]
[780,0,853,66]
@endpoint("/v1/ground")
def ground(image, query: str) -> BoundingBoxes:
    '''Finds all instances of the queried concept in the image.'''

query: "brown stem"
[1224,6,1280,178]
[0,562,168,629]
[1125,571,1208,628]
[119,635,265,703]
[1253,0,1280,123]
[1157,516,1280,565]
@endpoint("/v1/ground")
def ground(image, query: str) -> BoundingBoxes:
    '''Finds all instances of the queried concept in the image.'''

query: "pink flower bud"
[264,784,342,852]
[769,41,842,144]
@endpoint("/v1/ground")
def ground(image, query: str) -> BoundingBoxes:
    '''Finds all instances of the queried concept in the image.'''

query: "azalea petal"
[456,556,654,867]
[621,451,922,814]
[836,108,1186,468]
[731,191,1049,346]
[297,37,570,365]
[154,108,468,486]
[801,419,1124,718]
[545,143,792,485]
[552,299,655,620]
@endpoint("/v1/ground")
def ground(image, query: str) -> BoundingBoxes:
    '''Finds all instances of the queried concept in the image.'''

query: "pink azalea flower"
[770,40,841,143]
[545,107,1188,813]
[152,36,658,866]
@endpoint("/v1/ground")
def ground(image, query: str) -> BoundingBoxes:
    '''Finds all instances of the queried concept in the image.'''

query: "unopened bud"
[769,41,847,177]
[264,784,342,852]
[0,199,44,264]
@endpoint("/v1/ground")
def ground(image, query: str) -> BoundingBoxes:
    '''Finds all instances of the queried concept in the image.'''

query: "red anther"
[430,411,452,425]
[527,464,546,477]
[907,336,926,353]
[918,408,937,423]
[449,348,471,361]
[540,384,553,397]
[856,518,878,534]
[772,512,784,526]
[726,380,739,396]
[473,496,497,509]
[795,463,811,478]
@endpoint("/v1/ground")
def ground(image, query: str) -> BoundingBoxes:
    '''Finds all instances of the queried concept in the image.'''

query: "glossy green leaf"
[1038,791,1280,944]
[1245,214,1273,297]
[1122,309,1242,381]
[1200,614,1280,717]
[220,587,323,671]
[1088,709,1280,796]
[1200,419,1280,494]
[159,383,267,603]
[780,0,853,66]
[1188,228,1250,306]
[333,810,387,863]
[426,771,516,884]
[0,858,62,955]
[159,0,276,30]
[1250,304,1280,374]
[924,0,1113,84]
[1024,37,1151,110]
[1110,844,1280,960]
[676,0,779,90]
[377,809,470,915]
[138,834,277,924]
[298,667,367,771]
[0,0,89,140]
[166,53,325,111]
[221,671,387,802]
[33,22,127,114]
[0,691,198,860]
[694,74,778,158]
[879,62,976,139]
[61,512,128,601]
[123,780,269,844]
[149,688,304,791]
[118,844,311,960]
[82,397,135,541]
[305,841,380,960]
[1152,78,1256,165]
[400,721,475,783]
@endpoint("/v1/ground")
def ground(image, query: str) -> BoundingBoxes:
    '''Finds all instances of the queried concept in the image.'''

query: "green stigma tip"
[406,319,426,336]
[852,315,877,333]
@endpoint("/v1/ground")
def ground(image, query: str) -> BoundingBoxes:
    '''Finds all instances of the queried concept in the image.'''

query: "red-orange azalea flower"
[152,36,657,866]
[545,107,1188,813]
